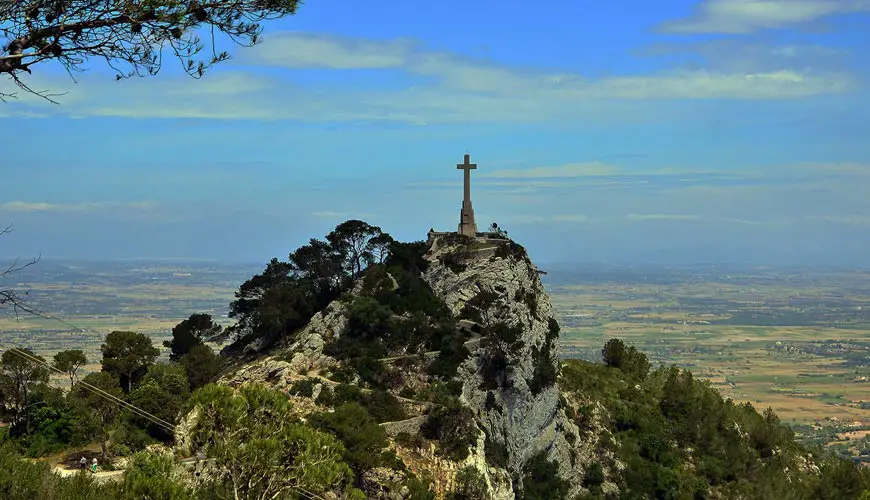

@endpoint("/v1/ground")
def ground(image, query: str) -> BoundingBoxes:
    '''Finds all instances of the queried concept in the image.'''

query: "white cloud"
[511,214,590,224]
[247,32,416,69]
[626,214,701,221]
[640,39,854,75]
[484,162,622,178]
[805,215,870,226]
[310,211,377,219]
[0,31,859,124]
[0,201,157,212]
[659,0,870,34]
[719,217,770,226]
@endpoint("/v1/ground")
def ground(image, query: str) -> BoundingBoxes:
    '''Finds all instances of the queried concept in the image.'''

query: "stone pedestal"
[458,202,478,237]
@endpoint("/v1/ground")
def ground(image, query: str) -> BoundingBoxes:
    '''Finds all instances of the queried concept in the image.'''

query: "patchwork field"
[543,264,870,460]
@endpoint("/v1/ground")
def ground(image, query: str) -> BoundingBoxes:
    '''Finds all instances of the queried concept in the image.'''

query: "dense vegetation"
[223,220,394,354]
[324,243,470,387]
[0,382,435,499]
[562,338,870,500]
[0,322,221,460]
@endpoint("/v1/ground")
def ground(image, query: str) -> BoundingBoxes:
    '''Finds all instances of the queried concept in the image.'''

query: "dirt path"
[52,464,125,482]
[379,336,483,363]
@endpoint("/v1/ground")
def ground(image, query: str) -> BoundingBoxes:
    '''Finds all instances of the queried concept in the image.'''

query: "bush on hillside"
[308,402,389,475]
[420,402,477,462]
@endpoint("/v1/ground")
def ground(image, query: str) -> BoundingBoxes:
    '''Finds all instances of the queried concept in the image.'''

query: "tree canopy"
[0,347,49,431]
[100,330,160,392]
[0,0,301,101]
[70,371,124,462]
[164,313,221,361]
[52,349,87,386]
[225,219,393,353]
[0,225,39,316]
[186,384,361,499]
[602,337,651,380]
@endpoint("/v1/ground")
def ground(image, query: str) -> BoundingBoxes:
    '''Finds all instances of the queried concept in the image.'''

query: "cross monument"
[456,153,479,237]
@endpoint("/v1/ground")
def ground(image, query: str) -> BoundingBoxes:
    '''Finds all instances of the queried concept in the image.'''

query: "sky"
[1,0,869,267]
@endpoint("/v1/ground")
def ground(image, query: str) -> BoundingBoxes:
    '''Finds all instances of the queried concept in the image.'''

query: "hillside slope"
[200,223,870,499]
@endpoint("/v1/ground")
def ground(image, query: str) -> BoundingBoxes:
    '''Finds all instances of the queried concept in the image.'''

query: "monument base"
[457,222,478,238]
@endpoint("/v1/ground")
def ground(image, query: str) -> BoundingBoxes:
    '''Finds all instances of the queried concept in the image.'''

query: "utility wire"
[7,348,176,433]
[9,351,348,500]
[5,305,336,500]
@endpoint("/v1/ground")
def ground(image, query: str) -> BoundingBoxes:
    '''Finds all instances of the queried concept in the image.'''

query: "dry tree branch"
[0,0,301,100]
[0,223,42,319]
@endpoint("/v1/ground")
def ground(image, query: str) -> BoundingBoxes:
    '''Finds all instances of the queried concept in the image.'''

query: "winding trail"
[52,464,124,482]
[378,336,484,363]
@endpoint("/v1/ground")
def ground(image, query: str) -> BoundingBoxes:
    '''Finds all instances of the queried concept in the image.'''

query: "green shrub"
[447,466,490,500]
[522,291,538,318]
[417,381,463,406]
[289,377,320,398]
[404,473,437,500]
[489,322,523,348]
[493,240,527,260]
[546,317,560,343]
[439,249,469,273]
[484,391,502,412]
[315,385,335,406]
[528,345,558,395]
[309,402,389,475]
[583,461,606,488]
[484,436,508,469]
[428,332,471,379]
[122,451,195,500]
[480,348,509,391]
[459,289,499,324]
[519,451,569,500]
[362,390,407,423]
[420,403,477,461]
[395,431,425,449]
[385,240,430,274]
[115,421,158,452]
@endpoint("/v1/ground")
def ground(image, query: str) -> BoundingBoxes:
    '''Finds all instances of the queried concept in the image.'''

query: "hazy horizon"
[4,255,868,273]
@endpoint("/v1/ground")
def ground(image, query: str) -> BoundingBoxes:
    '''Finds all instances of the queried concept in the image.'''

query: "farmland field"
[0,259,260,384]
[542,264,870,460]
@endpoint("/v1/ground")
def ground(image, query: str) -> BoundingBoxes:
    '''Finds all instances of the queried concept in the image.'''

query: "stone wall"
[381,415,427,438]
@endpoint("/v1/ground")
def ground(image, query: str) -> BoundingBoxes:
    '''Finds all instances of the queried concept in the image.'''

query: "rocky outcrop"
[423,236,589,498]
[220,299,349,389]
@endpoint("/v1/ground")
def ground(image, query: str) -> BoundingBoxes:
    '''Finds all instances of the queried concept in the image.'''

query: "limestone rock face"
[221,300,348,387]
[423,237,586,497]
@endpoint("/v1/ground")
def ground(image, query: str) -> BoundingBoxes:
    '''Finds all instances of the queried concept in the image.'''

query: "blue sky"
[1,0,869,267]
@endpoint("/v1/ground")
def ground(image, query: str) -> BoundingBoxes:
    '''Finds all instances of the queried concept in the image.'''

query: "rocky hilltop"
[216,230,608,498]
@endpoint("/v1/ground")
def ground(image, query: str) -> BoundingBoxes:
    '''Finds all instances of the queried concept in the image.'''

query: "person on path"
[90,457,98,474]
[79,456,87,471]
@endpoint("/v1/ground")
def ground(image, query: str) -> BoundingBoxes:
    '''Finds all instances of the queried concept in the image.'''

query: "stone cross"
[456,153,479,237]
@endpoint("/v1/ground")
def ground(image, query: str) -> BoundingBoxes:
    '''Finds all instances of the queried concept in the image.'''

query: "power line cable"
[7,348,176,433]
[8,351,341,500]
